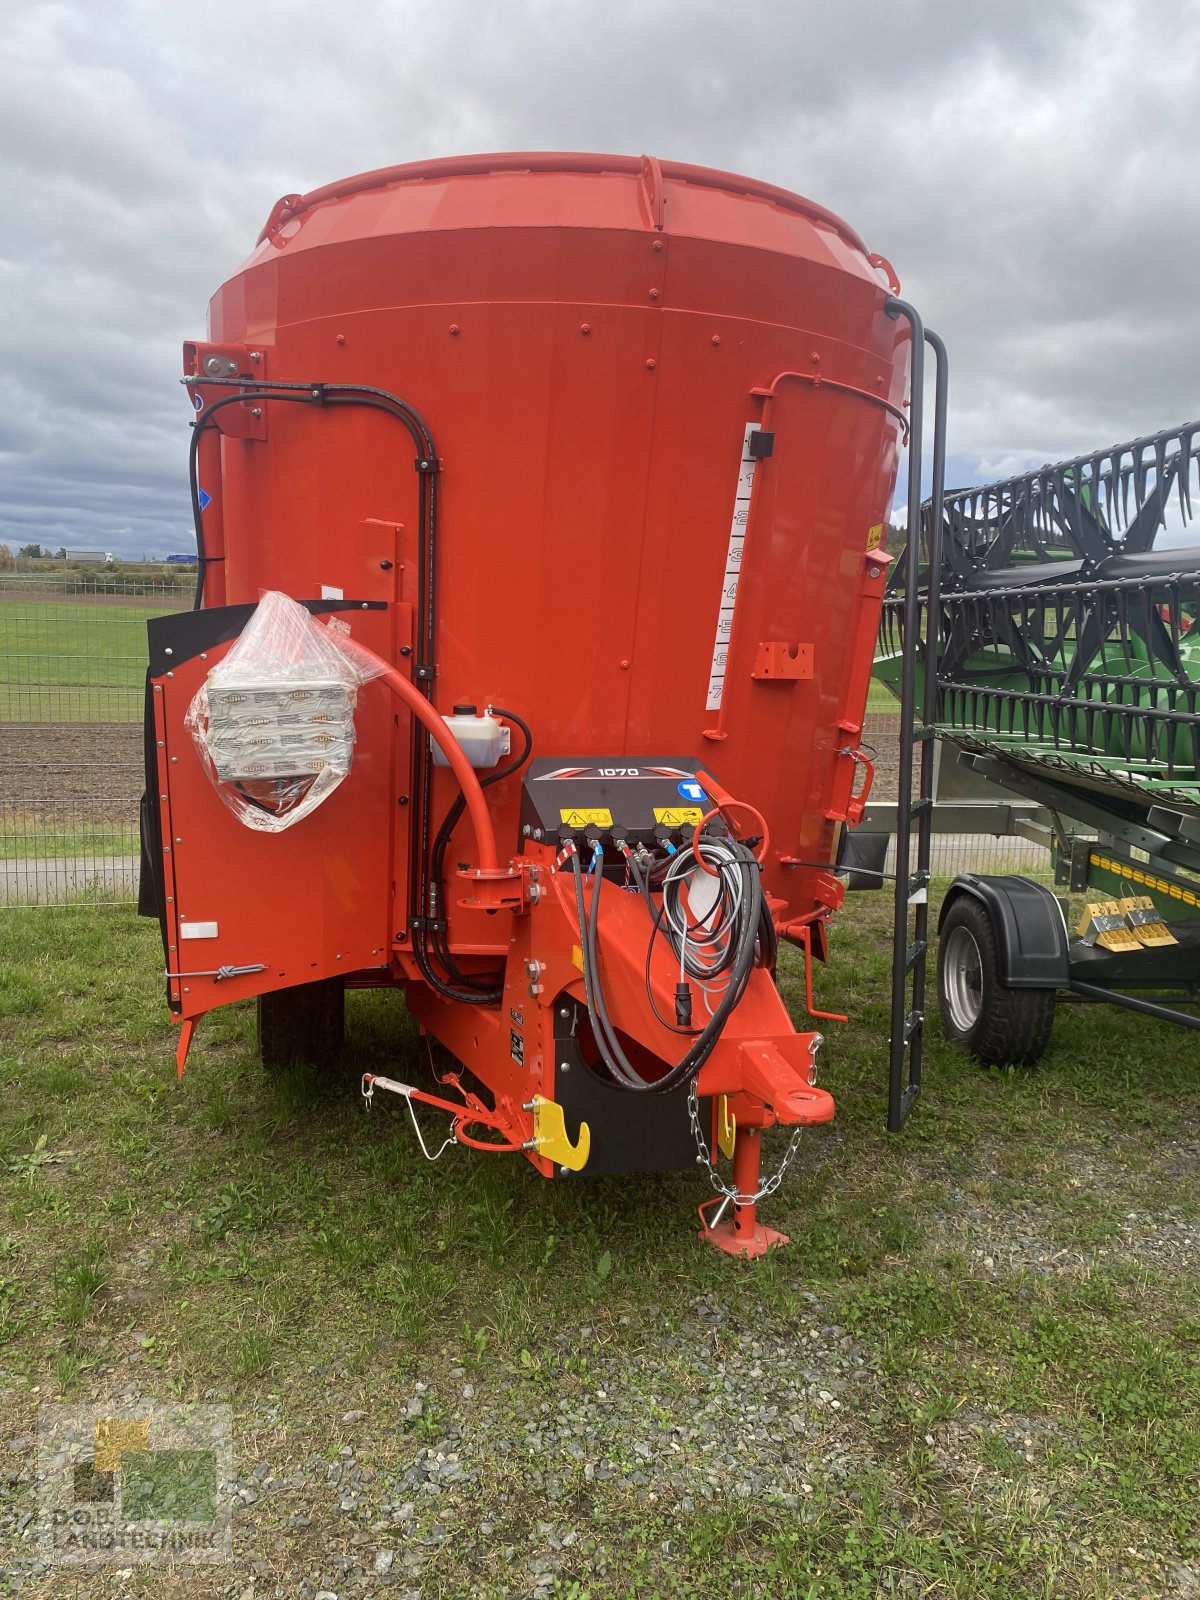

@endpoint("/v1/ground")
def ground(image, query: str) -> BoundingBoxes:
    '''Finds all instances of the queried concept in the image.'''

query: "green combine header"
[873,420,1200,1076]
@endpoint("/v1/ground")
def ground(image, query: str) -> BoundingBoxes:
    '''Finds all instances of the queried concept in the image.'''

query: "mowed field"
[0,590,188,865]
[0,588,900,871]
[0,592,899,725]
[0,591,182,725]
[1,890,1198,1597]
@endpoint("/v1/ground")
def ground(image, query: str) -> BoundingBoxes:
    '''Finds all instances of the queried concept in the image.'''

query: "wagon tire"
[937,896,1054,1067]
[257,978,345,1072]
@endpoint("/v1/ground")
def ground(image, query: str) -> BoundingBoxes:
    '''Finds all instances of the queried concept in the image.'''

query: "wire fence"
[0,586,1049,906]
[0,575,191,905]
[859,710,1049,880]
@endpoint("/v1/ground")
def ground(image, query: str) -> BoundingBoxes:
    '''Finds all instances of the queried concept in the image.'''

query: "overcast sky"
[2,0,1197,557]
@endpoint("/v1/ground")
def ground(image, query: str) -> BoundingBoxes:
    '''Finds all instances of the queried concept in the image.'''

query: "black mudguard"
[937,875,1069,989]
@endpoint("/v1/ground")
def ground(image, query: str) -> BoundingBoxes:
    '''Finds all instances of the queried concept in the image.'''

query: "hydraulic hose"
[429,707,533,996]
[185,372,448,947]
[570,839,763,1094]
[362,659,502,874]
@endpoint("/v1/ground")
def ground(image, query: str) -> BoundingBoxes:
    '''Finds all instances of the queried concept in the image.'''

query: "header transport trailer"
[140,152,944,1256]
[874,420,1200,1067]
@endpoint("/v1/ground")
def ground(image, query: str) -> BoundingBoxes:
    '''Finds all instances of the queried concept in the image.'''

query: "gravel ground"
[0,1293,963,1597]
[920,1136,1200,1281]
[3,1126,1197,1598]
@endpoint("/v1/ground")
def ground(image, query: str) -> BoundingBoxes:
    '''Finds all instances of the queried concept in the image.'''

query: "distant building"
[65,549,114,564]
[165,553,198,565]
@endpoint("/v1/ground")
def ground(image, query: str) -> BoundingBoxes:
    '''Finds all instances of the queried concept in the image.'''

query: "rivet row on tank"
[449,324,460,336]
[648,289,660,301]
[580,323,591,335]
[335,334,346,346]
[645,359,656,371]
[711,335,721,347]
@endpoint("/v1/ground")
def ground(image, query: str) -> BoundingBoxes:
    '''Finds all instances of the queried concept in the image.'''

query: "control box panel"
[519,758,714,847]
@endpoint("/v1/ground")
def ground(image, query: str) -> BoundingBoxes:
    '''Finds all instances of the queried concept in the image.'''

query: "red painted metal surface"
[155,152,911,1226]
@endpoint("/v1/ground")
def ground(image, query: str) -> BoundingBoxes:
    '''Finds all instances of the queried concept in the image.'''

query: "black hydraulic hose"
[427,708,534,997]
[185,376,447,999]
[431,709,533,870]
[185,381,435,609]
[187,389,314,608]
[570,843,763,1094]
[410,927,500,1007]
[570,851,644,1089]
[757,892,779,977]
[593,846,759,1093]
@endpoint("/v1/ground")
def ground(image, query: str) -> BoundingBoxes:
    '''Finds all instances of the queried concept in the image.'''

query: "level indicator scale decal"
[705,423,760,711]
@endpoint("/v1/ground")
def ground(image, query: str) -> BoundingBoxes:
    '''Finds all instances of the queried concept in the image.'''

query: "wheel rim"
[943,924,984,1033]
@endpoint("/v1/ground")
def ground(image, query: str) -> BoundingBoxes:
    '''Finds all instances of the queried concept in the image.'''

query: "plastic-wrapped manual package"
[186,591,386,832]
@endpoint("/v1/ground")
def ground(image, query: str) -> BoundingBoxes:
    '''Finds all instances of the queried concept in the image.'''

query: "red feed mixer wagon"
[141,152,940,1256]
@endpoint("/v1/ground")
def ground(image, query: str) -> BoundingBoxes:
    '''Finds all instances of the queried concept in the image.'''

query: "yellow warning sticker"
[559,808,613,829]
[866,523,885,550]
[653,806,705,827]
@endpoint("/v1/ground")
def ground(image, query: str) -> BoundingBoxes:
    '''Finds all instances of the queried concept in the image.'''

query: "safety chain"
[361,1074,457,1163]
[686,1079,804,1209]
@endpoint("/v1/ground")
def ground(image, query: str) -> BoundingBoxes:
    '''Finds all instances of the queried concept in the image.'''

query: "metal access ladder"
[881,305,948,1131]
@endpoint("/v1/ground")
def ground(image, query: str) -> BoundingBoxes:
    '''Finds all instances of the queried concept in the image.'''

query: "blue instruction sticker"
[197,488,212,512]
[677,780,706,802]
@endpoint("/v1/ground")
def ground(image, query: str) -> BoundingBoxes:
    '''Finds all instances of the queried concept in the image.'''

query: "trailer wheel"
[257,978,345,1072]
[937,897,1055,1066]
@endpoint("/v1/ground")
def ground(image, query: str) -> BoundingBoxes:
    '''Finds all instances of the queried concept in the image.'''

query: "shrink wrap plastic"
[186,591,385,832]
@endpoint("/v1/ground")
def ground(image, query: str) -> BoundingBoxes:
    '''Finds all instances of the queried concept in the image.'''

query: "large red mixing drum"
[142,152,922,1255]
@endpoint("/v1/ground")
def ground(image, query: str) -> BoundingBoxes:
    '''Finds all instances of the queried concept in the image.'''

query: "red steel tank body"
[189,152,909,943]
[153,152,916,1251]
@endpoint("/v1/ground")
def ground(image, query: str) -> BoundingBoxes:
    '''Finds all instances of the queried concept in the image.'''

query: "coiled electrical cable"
[570,832,764,1093]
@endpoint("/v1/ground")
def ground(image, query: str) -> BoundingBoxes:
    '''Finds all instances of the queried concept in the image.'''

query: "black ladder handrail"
[883,303,948,1133]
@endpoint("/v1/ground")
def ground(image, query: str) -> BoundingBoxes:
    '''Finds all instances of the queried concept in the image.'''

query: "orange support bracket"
[176,1016,198,1080]
[796,923,848,1023]
[751,640,813,681]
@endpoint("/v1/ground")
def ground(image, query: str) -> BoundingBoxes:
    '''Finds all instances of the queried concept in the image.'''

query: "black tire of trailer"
[257,978,346,1072]
[937,895,1056,1067]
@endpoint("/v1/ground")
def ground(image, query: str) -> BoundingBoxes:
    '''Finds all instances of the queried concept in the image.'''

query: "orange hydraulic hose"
[355,650,502,874]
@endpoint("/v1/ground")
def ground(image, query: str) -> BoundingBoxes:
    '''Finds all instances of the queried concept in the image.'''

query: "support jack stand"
[696,1128,791,1259]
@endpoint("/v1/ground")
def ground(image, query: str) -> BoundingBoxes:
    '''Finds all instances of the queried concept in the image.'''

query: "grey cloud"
[0,0,1196,554]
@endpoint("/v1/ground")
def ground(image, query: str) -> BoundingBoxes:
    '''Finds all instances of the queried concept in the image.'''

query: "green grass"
[0,599,176,722]
[1,892,1198,1596]
[3,599,890,727]
[0,820,138,862]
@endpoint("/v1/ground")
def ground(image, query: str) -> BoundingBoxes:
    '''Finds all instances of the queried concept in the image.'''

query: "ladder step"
[905,939,927,974]
[903,1010,923,1043]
